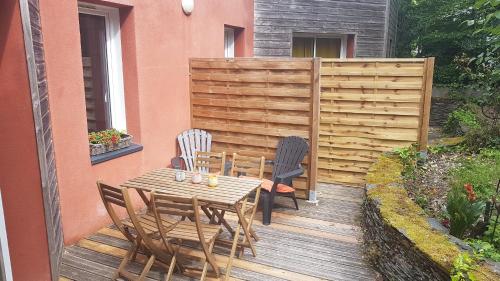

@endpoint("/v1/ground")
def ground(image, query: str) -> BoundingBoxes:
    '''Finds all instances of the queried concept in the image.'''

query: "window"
[292,35,347,58]
[224,27,235,58]
[79,3,126,132]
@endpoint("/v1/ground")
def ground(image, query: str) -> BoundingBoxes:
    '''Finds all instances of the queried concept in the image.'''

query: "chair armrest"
[171,156,183,170]
[275,167,304,183]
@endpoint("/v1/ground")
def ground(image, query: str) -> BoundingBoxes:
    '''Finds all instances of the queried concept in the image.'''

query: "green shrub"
[451,252,478,281]
[466,239,500,262]
[462,122,500,152]
[444,108,481,136]
[447,185,485,238]
[393,144,424,180]
[449,150,500,201]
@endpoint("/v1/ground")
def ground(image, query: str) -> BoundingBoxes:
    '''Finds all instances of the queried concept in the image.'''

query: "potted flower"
[88,129,133,156]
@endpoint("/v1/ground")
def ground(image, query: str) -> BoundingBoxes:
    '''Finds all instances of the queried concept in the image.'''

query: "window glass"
[292,37,343,58]
[79,13,111,132]
[292,37,314,58]
[316,38,341,58]
[224,28,235,58]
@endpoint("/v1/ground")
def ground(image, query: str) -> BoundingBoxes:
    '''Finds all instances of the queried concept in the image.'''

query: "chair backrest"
[121,188,173,261]
[150,193,206,248]
[194,151,226,174]
[230,153,265,179]
[177,129,212,171]
[272,136,309,184]
[96,181,135,242]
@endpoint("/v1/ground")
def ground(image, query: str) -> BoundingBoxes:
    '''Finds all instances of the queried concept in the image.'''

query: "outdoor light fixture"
[182,0,194,15]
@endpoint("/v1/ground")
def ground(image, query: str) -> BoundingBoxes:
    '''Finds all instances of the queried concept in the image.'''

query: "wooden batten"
[189,58,317,199]
[318,58,434,187]
[189,57,434,192]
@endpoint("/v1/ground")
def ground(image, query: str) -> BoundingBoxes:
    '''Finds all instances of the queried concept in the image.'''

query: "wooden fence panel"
[190,58,319,199]
[318,58,434,186]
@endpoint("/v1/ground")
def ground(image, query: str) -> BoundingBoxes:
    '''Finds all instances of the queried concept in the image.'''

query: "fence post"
[308,57,321,203]
[418,57,435,151]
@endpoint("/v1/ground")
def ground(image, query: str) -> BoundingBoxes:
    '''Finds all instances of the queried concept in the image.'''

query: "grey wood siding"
[21,0,64,280]
[254,0,393,58]
[385,0,400,57]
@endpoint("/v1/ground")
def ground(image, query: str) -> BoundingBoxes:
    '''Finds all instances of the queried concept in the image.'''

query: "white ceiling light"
[182,0,194,15]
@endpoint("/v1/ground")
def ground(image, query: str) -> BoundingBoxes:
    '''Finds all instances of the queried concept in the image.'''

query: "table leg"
[205,207,235,236]
[136,189,150,206]
[224,200,247,281]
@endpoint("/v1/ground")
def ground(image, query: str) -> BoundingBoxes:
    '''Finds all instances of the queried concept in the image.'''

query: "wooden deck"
[59,184,377,281]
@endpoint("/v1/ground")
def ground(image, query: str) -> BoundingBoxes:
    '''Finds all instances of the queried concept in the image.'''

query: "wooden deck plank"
[60,184,377,281]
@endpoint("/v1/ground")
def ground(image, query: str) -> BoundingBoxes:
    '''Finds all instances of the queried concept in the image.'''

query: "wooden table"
[121,168,262,280]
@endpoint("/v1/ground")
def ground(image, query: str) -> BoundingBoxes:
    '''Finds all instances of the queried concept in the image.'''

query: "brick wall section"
[27,0,64,279]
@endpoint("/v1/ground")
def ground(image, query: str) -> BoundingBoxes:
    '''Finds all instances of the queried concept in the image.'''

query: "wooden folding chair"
[210,153,265,257]
[98,182,175,281]
[194,151,226,174]
[120,187,178,281]
[151,192,222,281]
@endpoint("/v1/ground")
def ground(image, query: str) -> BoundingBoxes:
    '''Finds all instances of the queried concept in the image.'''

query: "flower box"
[89,131,133,156]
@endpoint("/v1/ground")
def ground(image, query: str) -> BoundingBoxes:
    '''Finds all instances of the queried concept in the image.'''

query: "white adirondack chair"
[172,129,212,172]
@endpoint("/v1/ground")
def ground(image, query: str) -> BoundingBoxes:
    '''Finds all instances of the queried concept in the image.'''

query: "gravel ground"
[405,151,465,219]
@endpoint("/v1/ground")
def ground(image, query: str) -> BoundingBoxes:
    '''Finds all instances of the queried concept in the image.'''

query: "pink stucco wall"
[39,0,254,244]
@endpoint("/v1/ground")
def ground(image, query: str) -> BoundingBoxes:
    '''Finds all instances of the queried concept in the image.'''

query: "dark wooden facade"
[21,0,64,279]
[254,0,400,58]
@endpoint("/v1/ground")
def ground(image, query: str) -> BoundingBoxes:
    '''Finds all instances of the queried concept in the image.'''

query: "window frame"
[292,34,348,58]
[78,2,127,131]
[224,27,235,58]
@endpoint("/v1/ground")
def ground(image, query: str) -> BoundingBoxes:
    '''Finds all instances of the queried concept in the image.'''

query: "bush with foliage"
[463,122,500,152]
[398,0,499,117]
[444,107,481,135]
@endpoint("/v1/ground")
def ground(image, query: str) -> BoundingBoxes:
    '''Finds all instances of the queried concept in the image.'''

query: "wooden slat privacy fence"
[190,58,320,199]
[318,58,434,186]
[190,57,434,196]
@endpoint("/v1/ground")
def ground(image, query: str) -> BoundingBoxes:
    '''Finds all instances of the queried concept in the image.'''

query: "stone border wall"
[362,154,500,281]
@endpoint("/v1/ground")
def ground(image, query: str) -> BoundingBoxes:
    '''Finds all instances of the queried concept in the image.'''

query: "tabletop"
[121,168,263,206]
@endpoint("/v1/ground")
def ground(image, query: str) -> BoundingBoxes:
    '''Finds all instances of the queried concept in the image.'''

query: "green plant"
[415,195,429,209]
[451,252,478,281]
[449,150,500,200]
[467,239,500,262]
[447,184,486,238]
[393,144,424,180]
[444,108,481,136]
[484,216,500,249]
[463,122,500,152]
[88,129,123,146]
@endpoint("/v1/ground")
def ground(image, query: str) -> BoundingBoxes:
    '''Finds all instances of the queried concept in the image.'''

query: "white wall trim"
[78,2,127,132]
[0,191,13,281]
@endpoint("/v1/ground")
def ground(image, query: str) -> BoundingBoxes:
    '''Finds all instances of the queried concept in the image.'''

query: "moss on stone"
[366,154,461,271]
[366,153,500,280]
[431,136,465,146]
[367,185,461,270]
[366,154,403,186]
[474,265,500,281]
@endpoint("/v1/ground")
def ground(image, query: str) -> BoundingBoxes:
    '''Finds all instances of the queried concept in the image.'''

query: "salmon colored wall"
[0,0,52,280]
[38,0,254,244]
